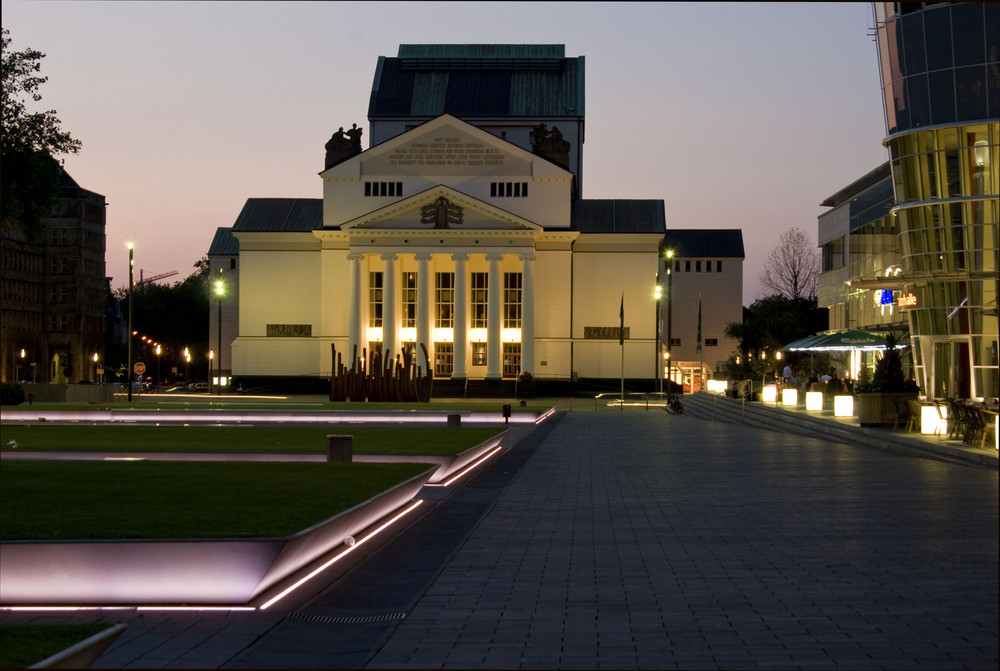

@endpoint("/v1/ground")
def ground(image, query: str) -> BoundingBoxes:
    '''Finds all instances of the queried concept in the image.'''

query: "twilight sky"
[3,1,890,304]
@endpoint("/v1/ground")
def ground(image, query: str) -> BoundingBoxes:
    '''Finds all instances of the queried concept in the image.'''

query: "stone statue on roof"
[324,124,363,170]
[529,122,571,170]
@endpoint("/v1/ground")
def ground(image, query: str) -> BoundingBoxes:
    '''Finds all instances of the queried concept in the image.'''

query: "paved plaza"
[4,407,997,669]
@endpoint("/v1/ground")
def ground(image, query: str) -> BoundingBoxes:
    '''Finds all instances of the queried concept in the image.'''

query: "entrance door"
[932,339,971,399]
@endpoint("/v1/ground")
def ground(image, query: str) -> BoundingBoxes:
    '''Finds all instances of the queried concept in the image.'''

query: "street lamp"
[665,250,674,396]
[184,347,190,384]
[215,271,224,395]
[654,276,663,394]
[155,344,161,390]
[127,242,134,402]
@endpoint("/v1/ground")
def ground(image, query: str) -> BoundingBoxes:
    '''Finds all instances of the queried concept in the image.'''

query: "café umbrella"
[782,329,892,352]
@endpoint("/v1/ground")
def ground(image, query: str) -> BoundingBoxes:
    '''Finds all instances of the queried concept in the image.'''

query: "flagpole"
[697,293,703,392]
[620,293,625,411]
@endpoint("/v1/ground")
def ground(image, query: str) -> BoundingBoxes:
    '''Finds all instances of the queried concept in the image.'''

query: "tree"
[759,227,820,300]
[1,28,81,237]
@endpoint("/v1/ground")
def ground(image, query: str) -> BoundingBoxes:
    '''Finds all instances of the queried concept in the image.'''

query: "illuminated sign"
[898,293,918,307]
[874,289,894,306]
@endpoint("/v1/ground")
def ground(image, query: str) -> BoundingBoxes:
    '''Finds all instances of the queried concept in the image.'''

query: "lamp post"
[127,242,134,402]
[184,347,190,384]
[665,250,674,396]
[155,344,161,390]
[215,271,224,395]
[17,348,25,382]
[654,275,663,394]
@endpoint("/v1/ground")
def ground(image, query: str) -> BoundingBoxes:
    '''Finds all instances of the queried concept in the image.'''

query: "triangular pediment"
[339,185,543,231]
[322,114,570,180]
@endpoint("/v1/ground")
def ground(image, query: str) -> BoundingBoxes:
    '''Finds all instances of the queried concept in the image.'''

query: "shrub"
[0,383,25,406]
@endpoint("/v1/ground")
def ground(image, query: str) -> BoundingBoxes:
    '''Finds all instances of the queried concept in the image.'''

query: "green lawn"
[0,460,431,540]
[0,624,114,668]
[0,425,503,455]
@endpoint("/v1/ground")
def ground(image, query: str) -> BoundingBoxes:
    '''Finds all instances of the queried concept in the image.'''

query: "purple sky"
[4,1,889,304]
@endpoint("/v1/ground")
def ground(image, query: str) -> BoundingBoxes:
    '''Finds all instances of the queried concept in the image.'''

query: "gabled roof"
[663,229,745,258]
[570,200,665,234]
[369,44,585,119]
[207,227,239,255]
[231,198,323,233]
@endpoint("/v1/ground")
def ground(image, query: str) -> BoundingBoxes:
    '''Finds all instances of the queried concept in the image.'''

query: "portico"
[344,245,536,381]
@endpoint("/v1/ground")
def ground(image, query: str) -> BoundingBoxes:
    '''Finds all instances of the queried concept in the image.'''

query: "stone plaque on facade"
[267,324,312,337]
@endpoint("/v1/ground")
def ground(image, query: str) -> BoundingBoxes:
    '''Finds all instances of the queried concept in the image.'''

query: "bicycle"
[664,395,684,414]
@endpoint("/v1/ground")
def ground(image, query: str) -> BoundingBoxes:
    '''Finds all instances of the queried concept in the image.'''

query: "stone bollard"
[326,435,353,462]
[447,413,461,428]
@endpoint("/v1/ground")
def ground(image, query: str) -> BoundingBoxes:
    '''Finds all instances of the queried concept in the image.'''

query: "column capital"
[347,252,365,261]
[380,253,398,262]
[485,252,504,262]
[451,253,469,263]
[414,252,432,262]
[519,253,537,263]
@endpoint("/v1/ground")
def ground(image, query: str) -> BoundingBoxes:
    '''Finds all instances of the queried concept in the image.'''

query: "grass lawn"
[0,425,503,455]
[0,624,113,668]
[0,460,431,540]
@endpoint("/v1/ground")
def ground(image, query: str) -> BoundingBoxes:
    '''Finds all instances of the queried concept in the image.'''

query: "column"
[381,253,398,360]
[416,253,432,365]
[452,253,468,380]
[520,253,535,377]
[486,252,503,380]
[347,252,364,366]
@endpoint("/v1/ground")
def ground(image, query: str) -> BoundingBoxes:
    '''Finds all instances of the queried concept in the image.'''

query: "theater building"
[212,45,741,394]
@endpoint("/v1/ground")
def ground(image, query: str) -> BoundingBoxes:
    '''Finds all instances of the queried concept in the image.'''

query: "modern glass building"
[873,2,998,400]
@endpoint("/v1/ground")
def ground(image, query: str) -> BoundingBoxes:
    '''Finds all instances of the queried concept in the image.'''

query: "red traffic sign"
[133,362,147,375]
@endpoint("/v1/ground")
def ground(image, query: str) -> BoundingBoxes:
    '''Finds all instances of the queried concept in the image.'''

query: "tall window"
[503,343,521,378]
[368,272,383,327]
[435,272,454,328]
[434,342,453,377]
[401,272,417,328]
[472,342,487,366]
[471,272,488,328]
[504,272,522,328]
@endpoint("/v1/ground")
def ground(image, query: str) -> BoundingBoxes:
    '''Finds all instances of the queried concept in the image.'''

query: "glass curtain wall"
[874,2,999,400]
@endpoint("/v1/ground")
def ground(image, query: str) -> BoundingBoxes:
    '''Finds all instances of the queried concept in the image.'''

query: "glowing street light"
[665,250,674,396]
[127,242,134,402]
[215,271,224,394]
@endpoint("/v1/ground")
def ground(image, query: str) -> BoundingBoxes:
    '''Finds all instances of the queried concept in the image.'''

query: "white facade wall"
[665,256,743,373]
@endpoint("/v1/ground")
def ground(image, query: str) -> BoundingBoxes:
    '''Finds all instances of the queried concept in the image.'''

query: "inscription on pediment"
[390,137,505,168]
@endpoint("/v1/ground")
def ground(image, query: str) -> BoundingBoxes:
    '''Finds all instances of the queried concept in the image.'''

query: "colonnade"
[347,251,535,380]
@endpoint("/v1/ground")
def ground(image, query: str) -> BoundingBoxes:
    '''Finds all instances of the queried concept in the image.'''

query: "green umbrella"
[783,330,889,352]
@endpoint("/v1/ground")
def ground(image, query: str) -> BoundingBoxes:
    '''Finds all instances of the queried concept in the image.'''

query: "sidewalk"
[2,403,996,669]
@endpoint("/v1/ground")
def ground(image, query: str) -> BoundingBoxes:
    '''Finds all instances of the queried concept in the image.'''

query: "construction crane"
[136,269,179,285]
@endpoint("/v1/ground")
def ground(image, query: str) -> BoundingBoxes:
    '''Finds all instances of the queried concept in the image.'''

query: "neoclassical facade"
[213,46,674,393]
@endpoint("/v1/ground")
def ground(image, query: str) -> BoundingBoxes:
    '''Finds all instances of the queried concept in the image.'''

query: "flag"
[619,293,624,346]
[696,294,702,353]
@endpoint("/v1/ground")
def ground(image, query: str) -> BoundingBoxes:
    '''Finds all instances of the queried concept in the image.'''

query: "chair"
[945,400,969,442]
[891,399,910,431]
[905,400,921,433]
[963,405,985,446]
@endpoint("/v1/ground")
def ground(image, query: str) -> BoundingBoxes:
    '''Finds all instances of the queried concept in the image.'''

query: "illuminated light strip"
[426,444,505,488]
[534,408,555,424]
[3,606,133,612]
[137,606,256,612]
[258,500,424,611]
